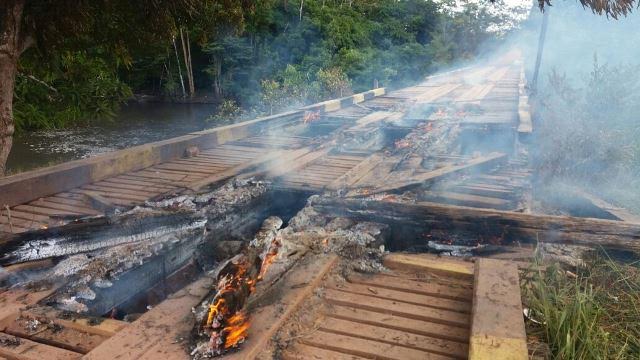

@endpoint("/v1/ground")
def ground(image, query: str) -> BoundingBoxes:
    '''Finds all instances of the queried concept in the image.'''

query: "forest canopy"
[12,0,525,132]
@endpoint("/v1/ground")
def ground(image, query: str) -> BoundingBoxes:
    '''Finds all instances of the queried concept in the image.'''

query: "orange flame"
[202,237,283,354]
[258,240,280,280]
[223,312,250,348]
[206,298,226,327]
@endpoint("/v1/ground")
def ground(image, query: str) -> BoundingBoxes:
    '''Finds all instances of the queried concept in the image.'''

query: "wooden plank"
[82,184,159,198]
[0,213,47,228]
[517,95,532,134]
[300,330,453,360]
[469,259,527,360]
[289,171,340,181]
[327,305,469,343]
[267,148,334,179]
[111,175,180,188]
[0,224,31,233]
[140,168,203,179]
[40,196,92,208]
[413,83,461,103]
[280,179,328,187]
[0,288,58,324]
[69,190,139,206]
[423,191,512,210]
[0,208,50,224]
[283,343,369,360]
[93,180,172,193]
[12,205,83,217]
[347,273,473,301]
[370,152,507,194]
[173,157,231,166]
[70,189,148,203]
[0,333,81,360]
[323,288,470,328]
[328,281,471,314]
[128,170,194,182]
[83,277,214,360]
[353,111,394,129]
[318,317,468,358]
[152,163,221,175]
[22,308,127,338]
[327,153,384,191]
[27,199,100,216]
[383,253,474,279]
[452,184,514,199]
[188,150,286,191]
[1,314,109,354]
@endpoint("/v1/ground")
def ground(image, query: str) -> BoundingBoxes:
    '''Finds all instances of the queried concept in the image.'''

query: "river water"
[6,103,217,174]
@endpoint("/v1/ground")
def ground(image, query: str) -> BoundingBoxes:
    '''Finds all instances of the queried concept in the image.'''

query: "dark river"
[6,103,217,174]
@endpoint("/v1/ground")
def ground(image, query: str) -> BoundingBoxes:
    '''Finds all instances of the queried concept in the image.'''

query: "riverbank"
[6,102,217,174]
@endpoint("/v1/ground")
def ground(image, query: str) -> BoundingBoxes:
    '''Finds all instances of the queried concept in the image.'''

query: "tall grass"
[522,252,640,359]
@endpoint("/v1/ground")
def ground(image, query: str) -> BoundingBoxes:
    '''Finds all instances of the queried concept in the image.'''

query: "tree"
[0,0,250,176]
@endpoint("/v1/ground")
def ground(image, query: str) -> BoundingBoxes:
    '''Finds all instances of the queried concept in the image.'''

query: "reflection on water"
[7,103,217,174]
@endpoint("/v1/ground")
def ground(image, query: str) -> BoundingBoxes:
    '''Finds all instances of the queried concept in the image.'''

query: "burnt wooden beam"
[310,197,640,251]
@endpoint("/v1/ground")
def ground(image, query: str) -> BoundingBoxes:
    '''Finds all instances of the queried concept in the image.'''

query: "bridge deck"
[1,56,527,234]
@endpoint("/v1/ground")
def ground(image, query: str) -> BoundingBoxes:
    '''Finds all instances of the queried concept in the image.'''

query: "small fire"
[223,313,250,348]
[258,242,279,280]
[200,236,282,356]
[433,108,447,118]
[395,139,411,149]
[303,110,321,124]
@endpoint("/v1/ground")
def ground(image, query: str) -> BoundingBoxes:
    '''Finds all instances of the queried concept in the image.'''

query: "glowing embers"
[258,238,280,280]
[197,235,281,357]
[302,110,321,124]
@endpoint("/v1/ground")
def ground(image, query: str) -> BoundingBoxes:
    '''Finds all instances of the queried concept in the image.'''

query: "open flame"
[200,236,281,356]
[258,239,280,280]
[303,110,321,124]
[223,312,250,348]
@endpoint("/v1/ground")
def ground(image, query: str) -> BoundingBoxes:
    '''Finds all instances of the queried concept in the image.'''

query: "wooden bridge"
[0,53,546,360]
[0,55,530,234]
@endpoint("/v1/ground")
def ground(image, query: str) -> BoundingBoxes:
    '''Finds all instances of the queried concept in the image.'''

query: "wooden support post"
[469,258,527,359]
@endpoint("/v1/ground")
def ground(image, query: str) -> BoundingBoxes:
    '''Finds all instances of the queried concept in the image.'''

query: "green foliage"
[522,253,640,359]
[316,67,351,98]
[15,0,516,132]
[206,99,242,124]
[13,49,132,131]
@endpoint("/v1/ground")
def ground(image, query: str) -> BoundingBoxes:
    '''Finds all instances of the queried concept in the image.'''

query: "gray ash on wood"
[0,210,207,266]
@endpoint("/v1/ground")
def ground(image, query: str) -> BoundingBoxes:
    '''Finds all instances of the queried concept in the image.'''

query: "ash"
[12,179,270,315]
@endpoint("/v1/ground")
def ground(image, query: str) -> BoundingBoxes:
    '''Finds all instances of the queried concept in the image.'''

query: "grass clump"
[522,251,640,359]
